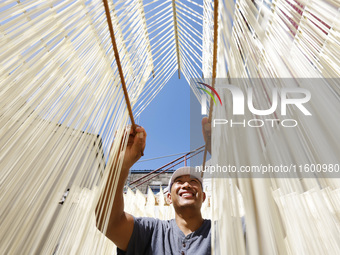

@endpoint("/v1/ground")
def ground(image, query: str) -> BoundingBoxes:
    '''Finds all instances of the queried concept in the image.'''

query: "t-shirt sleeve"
[116,217,158,255]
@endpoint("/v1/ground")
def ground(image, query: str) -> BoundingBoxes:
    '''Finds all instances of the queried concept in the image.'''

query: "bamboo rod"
[202,0,219,176]
[102,0,136,132]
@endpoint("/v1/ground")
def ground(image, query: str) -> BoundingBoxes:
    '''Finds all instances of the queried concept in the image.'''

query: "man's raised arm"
[96,126,146,251]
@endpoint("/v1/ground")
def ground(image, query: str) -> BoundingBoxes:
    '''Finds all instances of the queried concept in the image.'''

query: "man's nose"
[182,181,192,188]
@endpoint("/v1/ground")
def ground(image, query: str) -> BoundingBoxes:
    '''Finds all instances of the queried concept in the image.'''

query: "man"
[96,119,212,254]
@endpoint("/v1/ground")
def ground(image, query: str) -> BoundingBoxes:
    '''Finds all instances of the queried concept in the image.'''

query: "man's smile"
[179,191,196,198]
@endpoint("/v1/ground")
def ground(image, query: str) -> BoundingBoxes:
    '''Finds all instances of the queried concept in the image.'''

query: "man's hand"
[121,126,146,170]
[202,117,211,155]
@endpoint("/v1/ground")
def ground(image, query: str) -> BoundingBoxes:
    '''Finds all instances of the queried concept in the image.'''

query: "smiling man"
[118,166,210,255]
[167,167,208,236]
[165,167,211,254]
[96,122,212,255]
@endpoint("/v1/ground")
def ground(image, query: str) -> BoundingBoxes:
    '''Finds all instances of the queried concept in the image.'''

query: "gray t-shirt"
[117,217,211,255]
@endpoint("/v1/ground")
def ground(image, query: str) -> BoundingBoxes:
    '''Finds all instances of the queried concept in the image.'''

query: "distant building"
[127,169,175,194]
[127,168,212,198]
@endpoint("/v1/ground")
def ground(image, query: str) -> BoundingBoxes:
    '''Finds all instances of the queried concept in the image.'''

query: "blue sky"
[132,72,204,171]
[126,0,205,171]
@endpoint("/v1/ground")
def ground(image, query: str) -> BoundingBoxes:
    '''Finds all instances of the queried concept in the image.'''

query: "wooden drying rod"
[202,0,219,177]
[102,0,136,132]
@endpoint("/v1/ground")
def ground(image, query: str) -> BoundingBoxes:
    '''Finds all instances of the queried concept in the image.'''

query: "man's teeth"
[182,193,193,197]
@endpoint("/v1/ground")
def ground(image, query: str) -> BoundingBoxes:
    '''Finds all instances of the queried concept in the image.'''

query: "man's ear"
[166,192,172,204]
[202,192,206,203]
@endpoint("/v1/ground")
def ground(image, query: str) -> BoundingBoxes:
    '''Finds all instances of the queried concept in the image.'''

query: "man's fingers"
[202,116,209,125]
[202,117,211,139]
[126,125,143,146]
[131,127,146,156]
[202,117,210,133]
[201,117,212,155]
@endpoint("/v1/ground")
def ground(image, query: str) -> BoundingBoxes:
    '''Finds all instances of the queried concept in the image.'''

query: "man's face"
[167,175,206,211]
